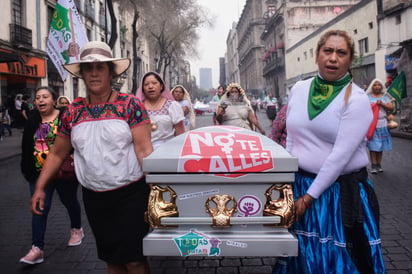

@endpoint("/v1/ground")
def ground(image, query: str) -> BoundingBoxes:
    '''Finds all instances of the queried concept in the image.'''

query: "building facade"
[226,22,240,85]
[0,0,146,116]
[199,67,212,91]
[236,0,266,97]
[0,0,49,112]
[285,0,378,88]
[259,0,361,102]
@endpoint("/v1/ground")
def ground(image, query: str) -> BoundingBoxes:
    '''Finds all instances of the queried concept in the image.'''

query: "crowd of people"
[12,28,398,273]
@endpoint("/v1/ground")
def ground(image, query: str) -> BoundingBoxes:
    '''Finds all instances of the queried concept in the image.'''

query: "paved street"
[0,110,411,273]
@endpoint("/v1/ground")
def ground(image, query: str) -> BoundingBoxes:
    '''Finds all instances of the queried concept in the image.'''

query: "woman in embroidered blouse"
[30,41,153,274]
[20,87,83,265]
[273,30,385,273]
[366,78,394,174]
[137,71,185,150]
[171,84,196,131]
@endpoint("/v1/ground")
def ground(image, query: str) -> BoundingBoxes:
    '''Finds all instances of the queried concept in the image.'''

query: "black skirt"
[82,177,150,264]
[266,106,277,120]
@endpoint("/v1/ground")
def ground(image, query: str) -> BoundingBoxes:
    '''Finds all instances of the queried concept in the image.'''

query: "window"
[358,38,369,55]
[310,48,314,58]
[353,29,357,35]
[47,5,54,26]
[12,0,23,26]
[304,51,307,60]
[368,22,373,29]
[395,14,401,25]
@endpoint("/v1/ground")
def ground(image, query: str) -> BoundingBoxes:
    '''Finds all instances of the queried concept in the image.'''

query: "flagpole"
[68,9,79,60]
[105,0,108,42]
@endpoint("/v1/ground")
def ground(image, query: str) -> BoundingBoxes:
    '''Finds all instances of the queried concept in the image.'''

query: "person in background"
[20,87,84,265]
[21,94,32,122]
[1,106,13,137]
[30,41,153,273]
[171,84,196,131]
[269,104,287,148]
[57,96,71,108]
[211,85,225,125]
[265,93,279,126]
[216,83,265,135]
[137,71,185,150]
[366,78,394,174]
[273,30,385,273]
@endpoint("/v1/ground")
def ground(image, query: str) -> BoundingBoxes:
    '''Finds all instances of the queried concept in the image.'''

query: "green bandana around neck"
[308,74,352,120]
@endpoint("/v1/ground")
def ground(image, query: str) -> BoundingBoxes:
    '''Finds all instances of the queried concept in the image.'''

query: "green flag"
[387,71,407,105]
[51,3,71,33]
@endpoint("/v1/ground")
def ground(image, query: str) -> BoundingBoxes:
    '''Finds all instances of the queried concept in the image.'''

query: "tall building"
[199,67,212,91]
[219,57,226,86]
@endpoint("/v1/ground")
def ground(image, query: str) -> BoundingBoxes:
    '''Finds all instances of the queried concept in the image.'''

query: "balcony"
[263,54,284,76]
[10,24,32,49]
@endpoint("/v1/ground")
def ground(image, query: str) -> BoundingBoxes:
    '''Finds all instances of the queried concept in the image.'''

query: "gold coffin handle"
[205,194,237,228]
[145,185,179,228]
[263,184,295,228]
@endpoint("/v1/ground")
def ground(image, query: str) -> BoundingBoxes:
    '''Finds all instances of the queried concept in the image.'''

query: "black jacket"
[20,108,66,182]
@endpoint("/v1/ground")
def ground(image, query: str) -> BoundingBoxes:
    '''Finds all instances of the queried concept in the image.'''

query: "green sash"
[308,74,352,120]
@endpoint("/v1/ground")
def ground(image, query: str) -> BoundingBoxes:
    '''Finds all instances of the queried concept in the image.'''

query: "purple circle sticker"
[237,195,262,217]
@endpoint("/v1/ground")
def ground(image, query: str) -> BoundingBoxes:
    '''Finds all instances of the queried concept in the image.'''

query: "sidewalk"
[0,128,23,162]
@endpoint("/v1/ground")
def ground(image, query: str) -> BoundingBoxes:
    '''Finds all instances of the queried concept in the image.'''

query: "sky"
[189,0,246,88]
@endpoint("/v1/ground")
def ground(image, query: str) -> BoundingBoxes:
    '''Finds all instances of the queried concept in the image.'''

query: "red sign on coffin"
[178,126,273,178]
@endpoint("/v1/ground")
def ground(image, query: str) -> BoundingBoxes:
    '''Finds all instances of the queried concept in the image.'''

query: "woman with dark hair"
[211,85,225,125]
[20,86,83,264]
[30,41,153,273]
[171,84,196,131]
[137,71,185,150]
[273,30,385,273]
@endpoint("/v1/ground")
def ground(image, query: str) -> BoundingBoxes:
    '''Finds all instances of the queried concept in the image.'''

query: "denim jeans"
[29,178,81,249]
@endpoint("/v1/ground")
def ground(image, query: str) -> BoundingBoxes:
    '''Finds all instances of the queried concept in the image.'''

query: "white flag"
[47,0,88,81]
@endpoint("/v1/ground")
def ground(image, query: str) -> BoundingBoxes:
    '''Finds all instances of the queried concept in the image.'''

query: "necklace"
[88,90,114,104]
[145,97,164,110]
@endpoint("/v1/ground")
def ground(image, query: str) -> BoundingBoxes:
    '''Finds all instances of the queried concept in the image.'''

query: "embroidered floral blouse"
[34,116,59,170]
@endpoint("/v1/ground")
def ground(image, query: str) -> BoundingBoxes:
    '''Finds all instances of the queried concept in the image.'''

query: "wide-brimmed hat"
[63,41,130,78]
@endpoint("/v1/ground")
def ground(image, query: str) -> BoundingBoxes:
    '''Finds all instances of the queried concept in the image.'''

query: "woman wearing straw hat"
[30,41,153,273]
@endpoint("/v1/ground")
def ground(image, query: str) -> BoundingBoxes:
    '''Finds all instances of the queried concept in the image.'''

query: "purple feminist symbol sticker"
[237,195,261,217]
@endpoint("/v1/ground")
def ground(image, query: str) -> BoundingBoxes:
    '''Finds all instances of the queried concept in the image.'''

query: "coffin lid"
[143,126,298,174]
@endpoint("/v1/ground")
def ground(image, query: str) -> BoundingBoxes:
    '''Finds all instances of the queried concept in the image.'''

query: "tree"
[106,0,118,49]
[106,0,144,94]
[141,0,210,81]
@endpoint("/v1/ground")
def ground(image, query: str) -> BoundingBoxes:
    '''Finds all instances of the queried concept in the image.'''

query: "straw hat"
[63,41,130,78]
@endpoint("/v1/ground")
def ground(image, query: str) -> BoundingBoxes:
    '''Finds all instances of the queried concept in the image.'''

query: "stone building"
[285,0,378,88]
[236,0,266,97]
[260,0,361,102]
[226,22,240,85]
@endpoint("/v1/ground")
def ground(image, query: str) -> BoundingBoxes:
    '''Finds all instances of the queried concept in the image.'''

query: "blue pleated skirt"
[367,126,392,152]
[273,172,386,274]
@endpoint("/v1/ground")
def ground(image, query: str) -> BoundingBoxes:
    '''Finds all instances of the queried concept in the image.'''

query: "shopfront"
[0,48,46,121]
